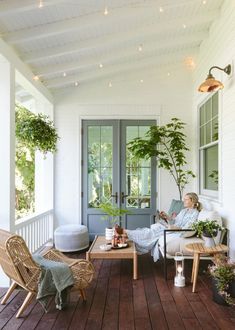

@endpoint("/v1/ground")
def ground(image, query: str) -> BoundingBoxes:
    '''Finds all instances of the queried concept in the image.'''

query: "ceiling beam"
[36,33,203,78]
[22,24,207,64]
[4,9,218,44]
[45,46,198,89]
[0,0,65,16]
[0,38,53,103]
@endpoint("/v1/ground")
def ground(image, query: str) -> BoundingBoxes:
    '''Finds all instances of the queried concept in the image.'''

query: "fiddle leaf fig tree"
[128,118,195,200]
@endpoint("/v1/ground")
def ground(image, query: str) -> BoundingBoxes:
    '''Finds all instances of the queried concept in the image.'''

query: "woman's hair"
[185,192,202,211]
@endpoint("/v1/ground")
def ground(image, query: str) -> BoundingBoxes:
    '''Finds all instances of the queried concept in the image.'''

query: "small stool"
[54,224,89,252]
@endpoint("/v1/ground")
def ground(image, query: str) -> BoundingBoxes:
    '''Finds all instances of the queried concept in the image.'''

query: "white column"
[0,55,15,286]
[34,100,54,213]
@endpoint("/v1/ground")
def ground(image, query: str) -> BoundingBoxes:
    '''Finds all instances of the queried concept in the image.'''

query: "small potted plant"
[192,220,222,247]
[98,203,130,240]
[209,254,235,306]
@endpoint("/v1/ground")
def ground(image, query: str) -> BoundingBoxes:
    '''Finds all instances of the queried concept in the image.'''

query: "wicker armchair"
[0,229,94,318]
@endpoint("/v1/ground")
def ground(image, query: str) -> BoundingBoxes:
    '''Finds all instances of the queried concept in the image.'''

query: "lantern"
[174,252,185,287]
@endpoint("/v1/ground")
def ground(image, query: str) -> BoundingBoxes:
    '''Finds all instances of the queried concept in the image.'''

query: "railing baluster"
[14,210,53,253]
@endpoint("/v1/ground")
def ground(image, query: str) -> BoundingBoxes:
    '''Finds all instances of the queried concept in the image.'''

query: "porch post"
[0,55,15,286]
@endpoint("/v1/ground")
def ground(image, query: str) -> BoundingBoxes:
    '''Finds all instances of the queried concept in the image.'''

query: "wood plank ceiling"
[0,0,224,96]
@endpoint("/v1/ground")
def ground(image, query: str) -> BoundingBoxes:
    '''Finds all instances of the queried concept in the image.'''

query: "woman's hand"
[159,211,168,221]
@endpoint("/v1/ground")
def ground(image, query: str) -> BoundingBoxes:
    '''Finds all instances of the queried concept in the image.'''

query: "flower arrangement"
[208,254,235,305]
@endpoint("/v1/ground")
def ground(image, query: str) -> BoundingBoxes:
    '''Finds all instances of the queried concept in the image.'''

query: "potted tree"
[209,254,235,306]
[98,203,130,240]
[192,220,222,247]
[127,118,195,200]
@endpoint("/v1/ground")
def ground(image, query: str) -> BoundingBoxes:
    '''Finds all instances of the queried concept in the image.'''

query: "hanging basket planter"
[15,105,59,154]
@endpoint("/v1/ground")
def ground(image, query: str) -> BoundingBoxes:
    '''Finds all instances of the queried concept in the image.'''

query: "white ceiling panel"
[0,0,224,92]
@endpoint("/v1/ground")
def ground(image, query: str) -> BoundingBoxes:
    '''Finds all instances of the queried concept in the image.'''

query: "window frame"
[198,91,220,199]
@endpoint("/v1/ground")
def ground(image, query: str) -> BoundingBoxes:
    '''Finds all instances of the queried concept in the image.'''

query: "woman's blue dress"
[126,208,199,262]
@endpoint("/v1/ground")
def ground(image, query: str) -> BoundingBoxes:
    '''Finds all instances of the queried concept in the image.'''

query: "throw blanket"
[126,208,199,262]
[33,254,74,311]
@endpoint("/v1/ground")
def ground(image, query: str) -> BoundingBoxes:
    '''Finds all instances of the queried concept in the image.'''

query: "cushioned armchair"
[157,210,227,279]
[0,229,94,318]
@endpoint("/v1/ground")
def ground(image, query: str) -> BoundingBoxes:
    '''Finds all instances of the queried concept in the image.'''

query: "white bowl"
[100,244,112,251]
[118,243,127,248]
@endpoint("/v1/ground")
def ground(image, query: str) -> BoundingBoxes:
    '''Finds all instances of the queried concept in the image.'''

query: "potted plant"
[98,203,130,240]
[209,254,235,306]
[192,220,222,247]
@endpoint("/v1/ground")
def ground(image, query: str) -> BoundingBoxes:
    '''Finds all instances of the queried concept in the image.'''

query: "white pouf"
[54,224,89,252]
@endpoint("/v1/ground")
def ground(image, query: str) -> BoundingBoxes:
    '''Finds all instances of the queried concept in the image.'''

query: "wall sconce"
[198,64,231,92]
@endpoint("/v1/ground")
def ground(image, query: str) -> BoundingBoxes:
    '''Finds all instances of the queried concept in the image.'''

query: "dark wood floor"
[0,252,235,330]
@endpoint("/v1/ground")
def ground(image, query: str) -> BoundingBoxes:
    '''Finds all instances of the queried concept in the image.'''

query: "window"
[199,92,219,198]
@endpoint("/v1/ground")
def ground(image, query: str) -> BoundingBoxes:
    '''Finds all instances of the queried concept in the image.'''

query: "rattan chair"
[0,229,94,318]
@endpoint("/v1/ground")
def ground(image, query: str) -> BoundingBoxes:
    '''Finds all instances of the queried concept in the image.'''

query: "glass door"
[82,119,156,237]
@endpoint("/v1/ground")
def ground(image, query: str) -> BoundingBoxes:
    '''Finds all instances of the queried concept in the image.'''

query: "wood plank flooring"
[0,252,235,330]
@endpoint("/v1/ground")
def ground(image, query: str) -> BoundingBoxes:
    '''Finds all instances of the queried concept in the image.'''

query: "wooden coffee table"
[185,243,228,293]
[86,235,138,280]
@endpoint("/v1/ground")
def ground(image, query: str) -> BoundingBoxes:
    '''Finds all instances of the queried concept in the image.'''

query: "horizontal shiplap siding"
[193,0,235,258]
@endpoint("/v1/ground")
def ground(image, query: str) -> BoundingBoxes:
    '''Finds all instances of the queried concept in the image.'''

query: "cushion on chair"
[197,209,222,226]
[168,199,184,216]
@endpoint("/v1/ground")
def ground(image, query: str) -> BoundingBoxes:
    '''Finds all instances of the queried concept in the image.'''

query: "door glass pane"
[126,125,151,209]
[88,125,113,208]
[204,145,218,190]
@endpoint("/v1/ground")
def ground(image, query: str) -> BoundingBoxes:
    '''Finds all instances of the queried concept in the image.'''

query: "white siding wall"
[54,67,195,228]
[193,0,235,258]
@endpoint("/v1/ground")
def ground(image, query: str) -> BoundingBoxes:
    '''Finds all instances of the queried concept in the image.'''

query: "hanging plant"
[15,104,59,154]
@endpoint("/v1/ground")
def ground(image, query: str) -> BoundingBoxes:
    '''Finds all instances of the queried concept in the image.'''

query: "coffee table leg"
[133,251,138,280]
[86,251,90,261]
[192,253,200,293]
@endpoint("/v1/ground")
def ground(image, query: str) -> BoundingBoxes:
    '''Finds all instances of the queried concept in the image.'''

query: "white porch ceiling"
[0,0,224,94]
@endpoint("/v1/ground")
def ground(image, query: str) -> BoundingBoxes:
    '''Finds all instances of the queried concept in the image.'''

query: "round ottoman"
[54,224,89,252]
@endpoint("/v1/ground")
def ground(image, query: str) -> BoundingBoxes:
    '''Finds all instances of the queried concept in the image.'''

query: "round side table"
[185,243,228,293]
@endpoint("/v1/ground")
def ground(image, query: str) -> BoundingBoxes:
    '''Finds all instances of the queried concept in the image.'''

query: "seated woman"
[122,192,202,262]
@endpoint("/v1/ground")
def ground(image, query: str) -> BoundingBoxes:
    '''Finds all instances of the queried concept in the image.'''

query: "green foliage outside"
[128,118,195,200]
[15,104,59,219]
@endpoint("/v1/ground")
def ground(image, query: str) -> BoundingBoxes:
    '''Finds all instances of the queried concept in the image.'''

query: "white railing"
[15,209,54,253]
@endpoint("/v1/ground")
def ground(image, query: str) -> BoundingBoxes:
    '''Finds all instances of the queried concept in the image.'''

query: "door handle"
[111,192,118,203]
[121,192,128,203]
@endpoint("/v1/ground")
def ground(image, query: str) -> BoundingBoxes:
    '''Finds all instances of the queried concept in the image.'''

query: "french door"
[82,120,156,238]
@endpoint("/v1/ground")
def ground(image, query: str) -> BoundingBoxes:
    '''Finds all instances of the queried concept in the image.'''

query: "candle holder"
[174,252,185,287]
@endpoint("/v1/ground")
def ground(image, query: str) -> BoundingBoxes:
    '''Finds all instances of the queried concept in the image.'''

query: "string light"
[182,24,186,29]
[75,81,79,86]
[99,63,103,68]
[159,7,164,13]
[138,44,143,52]
[63,72,67,77]
[104,6,108,15]
[202,0,207,4]
[140,79,144,83]
[38,0,43,8]
[167,72,170,76]
[33,75,39,81]
[108,82,112,87]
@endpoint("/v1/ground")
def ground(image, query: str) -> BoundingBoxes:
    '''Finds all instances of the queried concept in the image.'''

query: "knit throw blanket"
[33,254,74,311]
